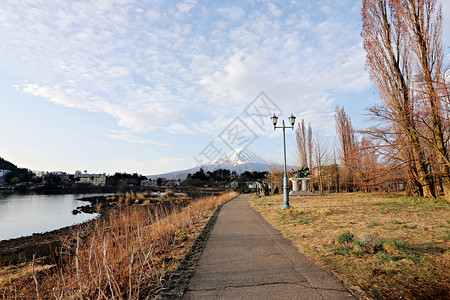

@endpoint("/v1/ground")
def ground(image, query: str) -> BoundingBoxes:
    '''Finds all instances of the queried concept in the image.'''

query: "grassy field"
[0,191,238,299]
[251,192,449,299]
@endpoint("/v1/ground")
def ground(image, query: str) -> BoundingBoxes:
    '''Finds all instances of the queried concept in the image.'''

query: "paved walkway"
[184,194,356,300]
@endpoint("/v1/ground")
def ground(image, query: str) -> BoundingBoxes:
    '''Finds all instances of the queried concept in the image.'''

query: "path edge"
[154,194,239,299]
[248,197,366,300]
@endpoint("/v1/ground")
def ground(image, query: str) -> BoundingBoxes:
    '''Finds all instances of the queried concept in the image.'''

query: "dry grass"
[0,191,238,299]
[251,192,450,300]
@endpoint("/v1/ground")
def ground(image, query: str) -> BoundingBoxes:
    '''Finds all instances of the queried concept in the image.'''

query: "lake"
[0,193,109,241]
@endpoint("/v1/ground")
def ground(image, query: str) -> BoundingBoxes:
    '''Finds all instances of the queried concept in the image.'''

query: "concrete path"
[184,194,356,300]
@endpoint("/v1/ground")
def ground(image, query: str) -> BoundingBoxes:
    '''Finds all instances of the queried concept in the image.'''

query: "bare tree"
[333,146,340,192]
[296,119,308,166]
[307,123,314,190]
[397,0,450,200]
[361,0,436,197]
[335,106,358,191]
[314,132,329,194]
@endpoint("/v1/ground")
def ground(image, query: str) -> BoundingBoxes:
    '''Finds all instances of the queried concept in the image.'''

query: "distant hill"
[148,148,281,180]
[0,157,18,171]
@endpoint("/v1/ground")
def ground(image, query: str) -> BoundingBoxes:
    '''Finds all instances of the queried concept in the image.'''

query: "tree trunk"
[409,131,436,198]
[407,0,449,200]
[441,166,450,200]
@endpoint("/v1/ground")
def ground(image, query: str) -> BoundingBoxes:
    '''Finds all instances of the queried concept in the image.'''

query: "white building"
[74,170,106,186]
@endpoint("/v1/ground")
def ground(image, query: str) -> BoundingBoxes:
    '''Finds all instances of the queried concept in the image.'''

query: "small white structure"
[74,170,106,186]
[289,177,312,195]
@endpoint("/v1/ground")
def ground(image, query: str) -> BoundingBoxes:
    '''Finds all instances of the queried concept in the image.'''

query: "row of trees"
[295,108,408,195]
[362,0,450,201]
[185,168,268,188]
[298,0,449,201]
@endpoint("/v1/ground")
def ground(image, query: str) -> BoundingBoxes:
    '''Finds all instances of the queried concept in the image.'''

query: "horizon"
[1,1,450,175]
[1,146,287,177]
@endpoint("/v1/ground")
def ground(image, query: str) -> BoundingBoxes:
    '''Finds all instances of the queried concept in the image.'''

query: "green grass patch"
[353,239,367,248]
[337,231,354,244]
[350,248,367,257]
[331,245,352,256]
[376,252,400,261]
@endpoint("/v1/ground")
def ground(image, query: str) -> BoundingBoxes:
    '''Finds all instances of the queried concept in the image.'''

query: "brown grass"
[0,191,238,299]
[251,193,450,300]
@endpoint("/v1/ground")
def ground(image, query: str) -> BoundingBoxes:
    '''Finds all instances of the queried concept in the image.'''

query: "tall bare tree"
[397,0,450,200]
[307,123,313,171]
[335,106,358,191]
[296,119,308,166]
[333,146,340,192]
[361,0,436,197]
[307,123,314,190]
[314,132,329,194]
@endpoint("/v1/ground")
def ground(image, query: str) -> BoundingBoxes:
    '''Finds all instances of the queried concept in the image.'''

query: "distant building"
[43,171,70,183]
[74,170,106,186]
[141,179,158,187]
[167,179,181,187]
[246,181,260,189]
[0,169,11,185]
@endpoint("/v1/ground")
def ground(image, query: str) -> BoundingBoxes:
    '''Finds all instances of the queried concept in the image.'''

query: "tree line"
[300,0,450,201]
[185,168,268,188]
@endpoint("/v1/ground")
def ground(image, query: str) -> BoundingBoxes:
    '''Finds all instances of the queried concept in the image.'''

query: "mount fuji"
[148,148,275,180]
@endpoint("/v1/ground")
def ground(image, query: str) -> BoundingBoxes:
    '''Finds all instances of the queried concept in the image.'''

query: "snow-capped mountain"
[210,147,266,165]
[148,148,275,180]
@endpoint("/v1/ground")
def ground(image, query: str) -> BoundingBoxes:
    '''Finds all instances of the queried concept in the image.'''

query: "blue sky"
[1,0,449,175]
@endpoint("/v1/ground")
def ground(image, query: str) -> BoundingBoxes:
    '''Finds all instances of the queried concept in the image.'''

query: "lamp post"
[271,113,296,209]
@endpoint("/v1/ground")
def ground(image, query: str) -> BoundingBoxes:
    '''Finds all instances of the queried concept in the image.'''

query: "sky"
[1,0,449,176]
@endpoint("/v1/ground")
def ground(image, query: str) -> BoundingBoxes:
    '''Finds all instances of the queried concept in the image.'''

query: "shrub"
[164,189,175,198]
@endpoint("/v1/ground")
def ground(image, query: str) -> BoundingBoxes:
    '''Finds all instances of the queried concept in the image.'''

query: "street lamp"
[271,113,296,209]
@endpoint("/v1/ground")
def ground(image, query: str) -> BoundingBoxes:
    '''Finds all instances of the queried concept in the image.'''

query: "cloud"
[198,5,370,127]
[108,134,170,146]
[15,83,95,110]
[16,83,178,133]
[217,6,245,21]
[177,0,197,13]
[2,0,371,141]
[267,3,282,17]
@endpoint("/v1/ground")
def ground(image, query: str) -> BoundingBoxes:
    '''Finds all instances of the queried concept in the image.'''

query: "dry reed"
[0,191,238,299]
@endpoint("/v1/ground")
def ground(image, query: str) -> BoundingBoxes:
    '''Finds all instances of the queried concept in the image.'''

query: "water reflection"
[0,193,107,241]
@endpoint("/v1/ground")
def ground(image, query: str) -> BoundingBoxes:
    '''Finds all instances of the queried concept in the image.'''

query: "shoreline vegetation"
[251,192,450,300]
[0,190,238,299]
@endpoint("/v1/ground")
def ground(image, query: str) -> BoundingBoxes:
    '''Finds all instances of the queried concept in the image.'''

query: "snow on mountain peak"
[148,147,275,179]
[208,147,268,167]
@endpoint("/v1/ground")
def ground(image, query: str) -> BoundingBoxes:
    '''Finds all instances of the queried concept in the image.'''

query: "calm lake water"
[0,193,109,241]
